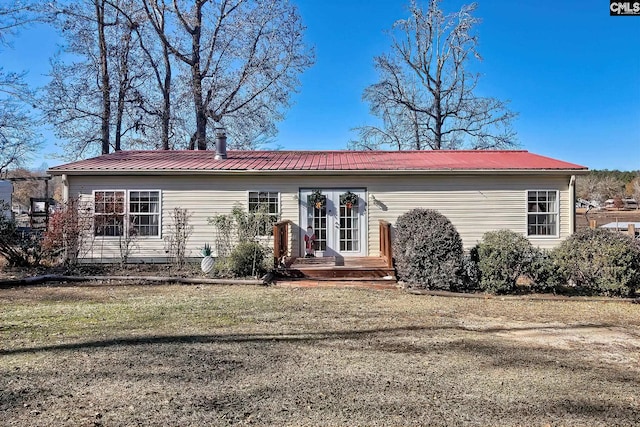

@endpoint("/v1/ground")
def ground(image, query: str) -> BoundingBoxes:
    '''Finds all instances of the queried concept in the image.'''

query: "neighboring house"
[48,147,588,263]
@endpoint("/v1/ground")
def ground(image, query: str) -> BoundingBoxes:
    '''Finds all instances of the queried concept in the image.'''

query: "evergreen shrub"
[393,208,464,290]
[476,230,536,294]
[229,241,266,278]
[552,228,640,297]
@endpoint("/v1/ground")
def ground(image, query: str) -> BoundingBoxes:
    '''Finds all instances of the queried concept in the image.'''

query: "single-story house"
[48,143,588,264]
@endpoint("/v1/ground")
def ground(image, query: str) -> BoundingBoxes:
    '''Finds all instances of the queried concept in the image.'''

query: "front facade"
[48,150,587,262]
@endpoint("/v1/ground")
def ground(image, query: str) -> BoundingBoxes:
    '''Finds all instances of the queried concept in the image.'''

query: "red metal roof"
[48,150,588,174]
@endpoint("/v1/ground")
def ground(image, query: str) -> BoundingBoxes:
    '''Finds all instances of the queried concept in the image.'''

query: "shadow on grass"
[0,322,617,356]
[3,322,638,426]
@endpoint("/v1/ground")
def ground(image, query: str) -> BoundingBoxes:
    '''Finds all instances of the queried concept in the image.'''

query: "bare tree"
[632,178,640,206]
[352,0,517,151]
[43,0,148,158]
[0,2,43,172]
[133,1,174,149]
[576,174,625,204]
[0,83,41,174]
[0,1,41,44]
[104,0,177,150]
[142,0,314,150]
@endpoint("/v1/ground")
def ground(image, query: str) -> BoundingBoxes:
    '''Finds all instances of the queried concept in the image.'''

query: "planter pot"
[315,250,324,258]
[201,255,214,274]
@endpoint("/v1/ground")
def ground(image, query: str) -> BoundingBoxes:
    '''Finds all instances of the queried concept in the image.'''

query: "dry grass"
[1,283,639,426]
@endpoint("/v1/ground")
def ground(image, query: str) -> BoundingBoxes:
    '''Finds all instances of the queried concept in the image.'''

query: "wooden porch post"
[273,220,291,268]
[379,220,393,268]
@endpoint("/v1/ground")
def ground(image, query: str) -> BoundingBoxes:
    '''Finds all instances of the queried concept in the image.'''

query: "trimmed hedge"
[393,208,464,290]
[551,228,640,297]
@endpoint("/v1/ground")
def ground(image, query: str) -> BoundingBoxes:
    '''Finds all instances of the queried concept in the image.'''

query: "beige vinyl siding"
[68,173,572,261]
[365,175,571,252]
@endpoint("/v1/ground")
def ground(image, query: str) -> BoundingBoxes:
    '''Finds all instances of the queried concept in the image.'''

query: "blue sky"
[3,0,640,171]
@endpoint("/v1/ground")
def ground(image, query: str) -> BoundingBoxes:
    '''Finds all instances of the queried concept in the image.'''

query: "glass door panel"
[300,189,366,257]
[339,199,359,252]
[307,203,327,252]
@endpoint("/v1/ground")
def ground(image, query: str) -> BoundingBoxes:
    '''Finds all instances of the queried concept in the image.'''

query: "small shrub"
[552,228,640,297]
[393,208,464,290]
[477,230,536,294]
[164,208,193,268]
[213,257,232,277]
[229,241,266,278]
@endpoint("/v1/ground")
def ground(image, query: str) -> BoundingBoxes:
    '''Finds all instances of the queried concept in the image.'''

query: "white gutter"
[62,174,69,203]
[569,175,576,233]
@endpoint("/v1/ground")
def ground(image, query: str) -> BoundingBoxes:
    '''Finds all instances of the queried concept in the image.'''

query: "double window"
[248,191,280,236]
[94,190,160,237]
[527,190,558,237]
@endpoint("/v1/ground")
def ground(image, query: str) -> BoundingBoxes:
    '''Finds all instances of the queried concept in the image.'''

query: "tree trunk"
[412,109,421,150]
[434,103,442,150]
[192,67,206,150]
[114,22,133,152]
[191,2,206,151]
[96,0,111,155]
[161,43,171,150]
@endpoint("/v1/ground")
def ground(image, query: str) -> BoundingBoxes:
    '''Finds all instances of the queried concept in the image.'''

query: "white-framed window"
[248,191,280,236]
[129,191,161,237]
[94,190,125,237]
[527,190,558,237]
[93,190,161,238]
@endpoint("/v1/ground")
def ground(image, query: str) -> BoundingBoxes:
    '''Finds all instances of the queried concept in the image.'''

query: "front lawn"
[1,284,639,426]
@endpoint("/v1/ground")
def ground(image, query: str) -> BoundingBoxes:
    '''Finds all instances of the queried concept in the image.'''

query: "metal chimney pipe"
[214,126,227,160]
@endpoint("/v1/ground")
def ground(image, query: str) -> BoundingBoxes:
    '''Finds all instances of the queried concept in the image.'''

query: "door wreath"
[308,189,326,209]
[340,191,359,209]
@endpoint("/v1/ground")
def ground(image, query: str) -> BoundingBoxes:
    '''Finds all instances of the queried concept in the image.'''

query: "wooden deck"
[282,256,396,281]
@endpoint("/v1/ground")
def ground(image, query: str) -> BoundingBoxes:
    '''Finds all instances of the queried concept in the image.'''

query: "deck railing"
[273,220,291,268]
[379,220,393,268]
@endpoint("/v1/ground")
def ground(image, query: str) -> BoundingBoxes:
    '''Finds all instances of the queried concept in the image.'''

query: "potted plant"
[200,243,214,273]
[340,191,359,209]
[308,189,326,209]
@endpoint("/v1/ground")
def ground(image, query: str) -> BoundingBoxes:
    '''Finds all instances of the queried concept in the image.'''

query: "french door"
[299,189,367,257]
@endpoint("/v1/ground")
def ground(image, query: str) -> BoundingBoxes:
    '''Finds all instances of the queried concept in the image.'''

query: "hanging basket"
[340,191,359,208]
[308,190,326,209]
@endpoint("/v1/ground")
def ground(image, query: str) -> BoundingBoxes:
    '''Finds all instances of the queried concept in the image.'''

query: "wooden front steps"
[282,256,396,281]
[275,280,399,290]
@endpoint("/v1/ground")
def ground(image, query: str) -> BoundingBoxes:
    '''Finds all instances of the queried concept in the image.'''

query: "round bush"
[229,241,266,278]
[552,228,640,297]
[476,230,536,294]
[393,208,464,290]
